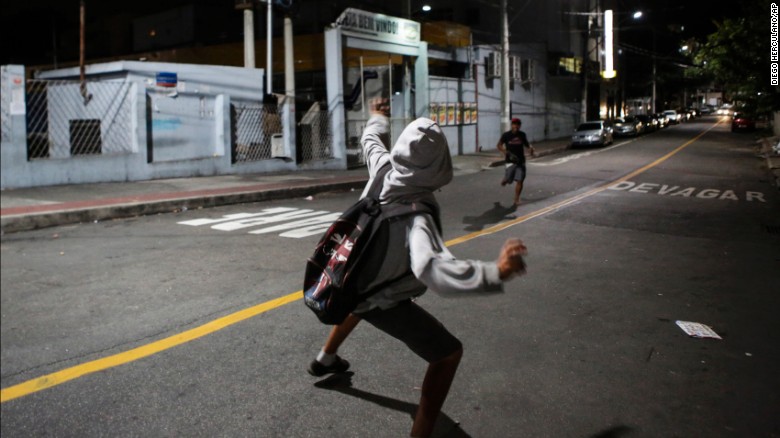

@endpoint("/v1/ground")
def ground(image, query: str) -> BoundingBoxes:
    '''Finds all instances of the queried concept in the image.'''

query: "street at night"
[2,117,778,437]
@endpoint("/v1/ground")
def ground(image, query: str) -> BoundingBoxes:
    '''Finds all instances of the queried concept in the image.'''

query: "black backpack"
[303,163,439,324]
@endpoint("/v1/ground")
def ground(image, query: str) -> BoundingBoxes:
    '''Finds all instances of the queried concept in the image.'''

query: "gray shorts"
[504,163,526,182]
[359,300,462,363]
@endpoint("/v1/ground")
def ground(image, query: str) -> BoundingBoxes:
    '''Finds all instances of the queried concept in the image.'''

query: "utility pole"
[266,0,273,94]
[52,17,58,69]
[283,13,295,159]
[284,15,294,101]
[581,9,591,123]
[651,30,656,113]
[79,1,86,100]
[500,0,510,133]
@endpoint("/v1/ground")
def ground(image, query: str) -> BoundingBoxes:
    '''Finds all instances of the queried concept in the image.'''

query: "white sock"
[316,349,336,366]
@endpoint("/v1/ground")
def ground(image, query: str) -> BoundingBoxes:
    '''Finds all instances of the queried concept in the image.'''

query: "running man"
[497,118,536,205]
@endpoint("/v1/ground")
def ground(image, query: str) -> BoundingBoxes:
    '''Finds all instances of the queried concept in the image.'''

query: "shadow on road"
[315,372,471,437]
[462,202,517,232]
[589,425,635,437]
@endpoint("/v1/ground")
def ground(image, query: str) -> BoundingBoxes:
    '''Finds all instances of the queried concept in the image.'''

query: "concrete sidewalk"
[0,138,571,233]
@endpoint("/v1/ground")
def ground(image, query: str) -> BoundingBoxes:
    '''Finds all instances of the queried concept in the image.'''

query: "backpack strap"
[379,199,442,234]
[366,162,392,200]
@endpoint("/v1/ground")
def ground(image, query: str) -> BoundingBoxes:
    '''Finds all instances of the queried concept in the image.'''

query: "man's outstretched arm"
[360,98,391,178]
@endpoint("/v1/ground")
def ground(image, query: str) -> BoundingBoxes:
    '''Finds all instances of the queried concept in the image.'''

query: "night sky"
[0,0,736,67]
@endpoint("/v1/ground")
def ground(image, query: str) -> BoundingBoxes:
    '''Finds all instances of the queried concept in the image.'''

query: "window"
[557,57,582,75]
[69,119,102,155]
[521,59,535,83]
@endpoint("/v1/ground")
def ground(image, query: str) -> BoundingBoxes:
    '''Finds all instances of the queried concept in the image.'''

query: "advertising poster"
[456,102,463,125]
[438,103,448,126]
[470,102,478,124]
[429,103,439,124]
[463,102,472,124]
[447,103,455,126]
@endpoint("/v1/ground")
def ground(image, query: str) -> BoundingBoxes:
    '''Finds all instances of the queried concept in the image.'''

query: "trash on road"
[305,196,314,201]
[675,320,722,340]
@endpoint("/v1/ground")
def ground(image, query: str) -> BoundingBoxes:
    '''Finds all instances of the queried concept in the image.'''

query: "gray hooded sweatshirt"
[353,114,503,313]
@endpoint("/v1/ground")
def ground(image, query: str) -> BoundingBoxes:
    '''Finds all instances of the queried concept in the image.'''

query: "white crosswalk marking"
[177,207,340,239]
[251,213,342,238]
[212,209,331,231]
[177,209,295,226]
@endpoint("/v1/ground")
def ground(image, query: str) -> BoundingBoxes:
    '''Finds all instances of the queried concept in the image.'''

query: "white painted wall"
[473,44,580,152]
[1,62,325,189]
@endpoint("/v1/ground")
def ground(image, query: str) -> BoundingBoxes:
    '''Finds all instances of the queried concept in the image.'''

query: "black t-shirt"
[500,130,530,164]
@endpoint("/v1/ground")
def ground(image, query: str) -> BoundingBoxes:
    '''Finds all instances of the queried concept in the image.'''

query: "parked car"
[700,105,715,115]
[635,114,657,132]
[654,113,669,128]
[731,112,756,131]
[614,116,645,136]
[663,110,681,124]
[571,120,613,147]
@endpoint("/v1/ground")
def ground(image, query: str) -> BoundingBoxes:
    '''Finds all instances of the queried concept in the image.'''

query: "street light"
[621,10,657,113]
[422,5,431,12]
[569,8,643,121]
[603,10,616,79]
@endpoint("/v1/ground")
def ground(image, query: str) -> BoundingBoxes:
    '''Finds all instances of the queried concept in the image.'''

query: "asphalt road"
[2,117,779,437]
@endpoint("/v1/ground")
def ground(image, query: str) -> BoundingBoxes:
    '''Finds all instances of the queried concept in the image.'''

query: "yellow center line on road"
[0,291,302,403]
[446,119,724,246]
[0,119,723,404]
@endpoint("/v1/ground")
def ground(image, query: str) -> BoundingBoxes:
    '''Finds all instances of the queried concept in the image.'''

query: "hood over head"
[380,117,453,203]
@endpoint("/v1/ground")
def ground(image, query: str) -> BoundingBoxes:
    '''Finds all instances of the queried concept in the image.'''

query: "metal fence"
[231,102,281,163]
[298,102,333,162]
[25,79,134,160]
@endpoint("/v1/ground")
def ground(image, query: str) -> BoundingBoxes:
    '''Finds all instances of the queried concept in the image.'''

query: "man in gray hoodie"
[309,99,528,437]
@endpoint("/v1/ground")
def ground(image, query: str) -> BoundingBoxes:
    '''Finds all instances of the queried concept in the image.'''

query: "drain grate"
[765,225,780,235]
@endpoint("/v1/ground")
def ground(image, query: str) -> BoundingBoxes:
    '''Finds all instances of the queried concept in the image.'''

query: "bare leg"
[410,347,464,438]
[323,313,361,354]
[513,181,524,205]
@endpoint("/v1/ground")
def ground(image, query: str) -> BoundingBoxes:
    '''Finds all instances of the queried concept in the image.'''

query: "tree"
[687,3,780,114]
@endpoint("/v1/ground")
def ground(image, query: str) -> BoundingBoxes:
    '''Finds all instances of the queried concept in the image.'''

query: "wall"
[428,76,477,155]
[473,44,580,152]
[45,81,137,158]
[1,61,313,189]
[474,44,544,151]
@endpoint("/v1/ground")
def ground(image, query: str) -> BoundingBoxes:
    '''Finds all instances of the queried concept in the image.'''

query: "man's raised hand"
[369,98,390,117]
[497,238,528,280]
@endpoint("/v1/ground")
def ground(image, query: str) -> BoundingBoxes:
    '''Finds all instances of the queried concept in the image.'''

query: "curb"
[0,179,367,234]
[1,145,574,234]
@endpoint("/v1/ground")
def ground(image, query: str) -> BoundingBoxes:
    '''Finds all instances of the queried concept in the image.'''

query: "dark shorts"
[359,300,462,363]
[504,163,526,182]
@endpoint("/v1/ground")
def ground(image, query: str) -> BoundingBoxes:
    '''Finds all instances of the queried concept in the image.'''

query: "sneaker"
[308,356,350,376]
